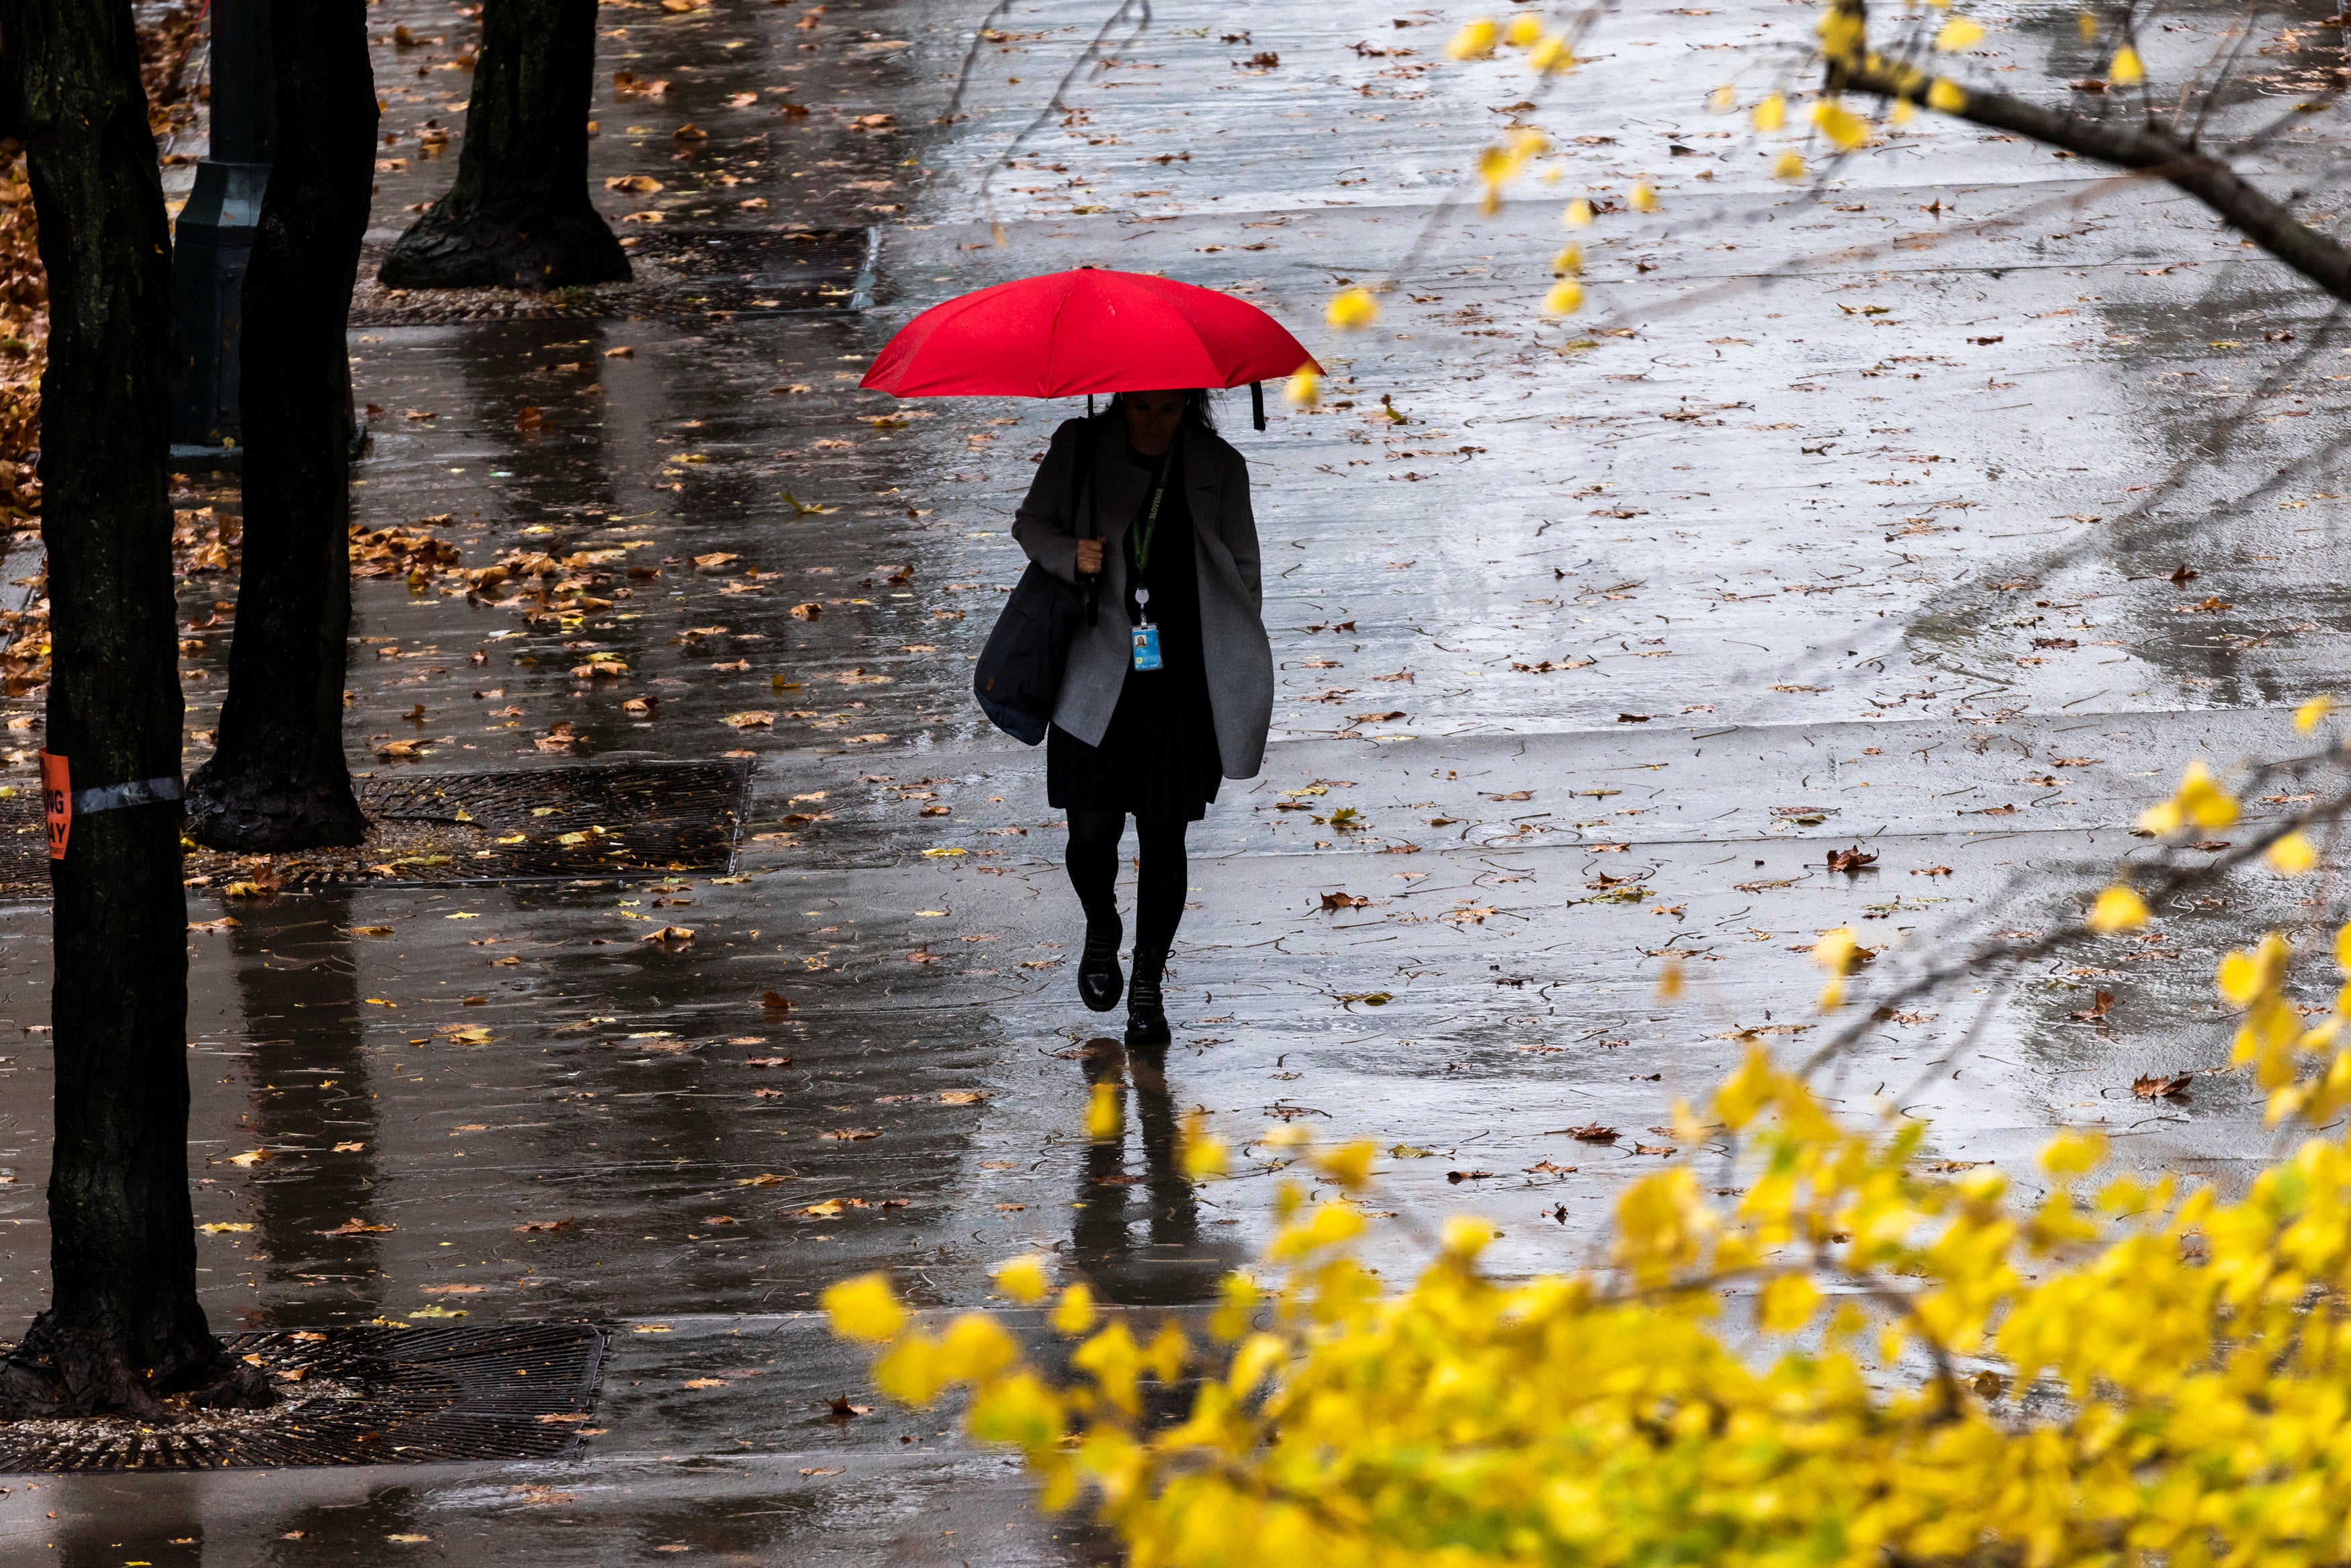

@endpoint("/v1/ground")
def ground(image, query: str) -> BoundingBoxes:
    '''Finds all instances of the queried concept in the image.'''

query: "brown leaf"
[1320,891,1370,911]
[761,990,795,1012]
[516,1217,574,1232]
[746,1056,794,1068]
[318,1217,396,1235]
[1825,845,1877,874]
[2133,1071,2193,1099]
[2070,989,2115,1022]
[1565,1123,1620,1142]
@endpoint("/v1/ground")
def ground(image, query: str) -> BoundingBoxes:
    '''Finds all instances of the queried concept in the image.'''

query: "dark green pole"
[168,0,273,464]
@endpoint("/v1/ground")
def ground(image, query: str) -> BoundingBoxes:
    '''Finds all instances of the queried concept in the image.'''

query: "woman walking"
[1012,388,1274,1048]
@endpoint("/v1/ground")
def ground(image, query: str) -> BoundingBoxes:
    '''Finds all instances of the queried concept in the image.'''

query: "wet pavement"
[2,0,2350,1559]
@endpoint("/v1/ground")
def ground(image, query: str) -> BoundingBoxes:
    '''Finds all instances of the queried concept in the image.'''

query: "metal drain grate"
[0,1320,607,1472]
[0,758,750,898]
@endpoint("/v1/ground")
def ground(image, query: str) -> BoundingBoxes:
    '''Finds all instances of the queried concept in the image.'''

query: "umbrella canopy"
[861,268,1319,399]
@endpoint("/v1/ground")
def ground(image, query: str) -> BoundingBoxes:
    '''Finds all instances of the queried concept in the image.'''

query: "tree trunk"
[378,0,629,291]
[183,0,377,851]
[0,1,267,1416]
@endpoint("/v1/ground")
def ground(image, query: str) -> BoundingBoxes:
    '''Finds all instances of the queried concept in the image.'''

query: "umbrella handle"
[1083,549,1100,626]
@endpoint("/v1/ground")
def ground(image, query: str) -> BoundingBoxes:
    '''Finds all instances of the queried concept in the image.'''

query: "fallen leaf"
[516,1217,574,1232]
[1826,845,1877,874]
[2070,989,2115,1023]
[319,1218,396,1235]
[334,1141,365,1152]
[746,1056,794,1067]
[2133,1071,2193,1099]
[1565,1124,1620,1142]
[938,1090,989,1105]
[227,1149,271,1167]
[761,990,795,1012]
[1320,891,1370,911]
[199,1223,253,1234]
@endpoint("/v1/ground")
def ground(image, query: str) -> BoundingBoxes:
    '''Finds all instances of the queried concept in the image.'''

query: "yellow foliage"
[1085,1080,1122,1141]
[2110,45,2144,83]
[833,1011,2351,1565]
[1751,92,1786,132]
[1326,287,1380,330]
[1282,366,1320,407]
[1812,100,1870,149]
[1503,14,1542,46]
[1542,279,1585,316]
[2138,759,2238,835]
[1629,181,1658,213]
[1560,197,1593,227]
[1935,16,1985,49]
[2086,884,2149,933]
[1551,242,1583,276]
[2269,831,2319,876]
[1708,83,1736,114]
[819,1272,905,1343]
[1772,150,1807,181]
[992,1254,1051,1304]
[1926,77,1968,112]
[2078,9,2098,38]
[1446,18,1498,60]
[2297,694,2334,731]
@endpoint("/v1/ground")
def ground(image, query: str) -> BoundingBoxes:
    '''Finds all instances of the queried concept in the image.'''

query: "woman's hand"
[1074,537,1105,575]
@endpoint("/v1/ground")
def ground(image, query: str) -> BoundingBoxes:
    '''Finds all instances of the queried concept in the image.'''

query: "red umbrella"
[862,267,1319,428]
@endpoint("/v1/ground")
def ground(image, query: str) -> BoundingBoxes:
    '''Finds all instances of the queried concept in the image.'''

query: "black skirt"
[1047,442,1223,823]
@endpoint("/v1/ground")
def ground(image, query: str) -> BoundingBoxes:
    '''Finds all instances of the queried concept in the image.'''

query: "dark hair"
[1105,388,1217,433]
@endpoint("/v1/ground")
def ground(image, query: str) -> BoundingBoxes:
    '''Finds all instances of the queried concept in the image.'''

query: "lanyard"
[1130,443,1178,582]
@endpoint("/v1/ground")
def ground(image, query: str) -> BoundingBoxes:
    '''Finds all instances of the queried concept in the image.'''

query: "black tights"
[1065,810,1188,968]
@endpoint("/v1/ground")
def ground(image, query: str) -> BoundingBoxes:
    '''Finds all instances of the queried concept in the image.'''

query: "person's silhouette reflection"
[1069,1038,1248,1305]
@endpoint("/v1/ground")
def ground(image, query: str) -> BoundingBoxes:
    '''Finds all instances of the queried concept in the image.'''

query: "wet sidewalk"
[1,0,2348,1559]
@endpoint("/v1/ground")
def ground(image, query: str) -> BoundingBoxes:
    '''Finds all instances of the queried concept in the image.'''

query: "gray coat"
[1011,416,1274,779]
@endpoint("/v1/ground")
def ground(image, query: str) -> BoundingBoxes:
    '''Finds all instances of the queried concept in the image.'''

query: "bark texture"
[0,0,267,1416]
[378,0,628,291]
[184,0,377,851]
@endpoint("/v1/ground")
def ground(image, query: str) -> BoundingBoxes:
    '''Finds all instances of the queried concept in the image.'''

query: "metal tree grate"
[345,226,875,325]
[0,759,750,898]
[0,1320,607,1472]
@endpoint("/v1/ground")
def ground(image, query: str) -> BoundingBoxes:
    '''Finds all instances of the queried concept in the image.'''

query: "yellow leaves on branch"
[1542,280,1585,316]
[1751,92,1786,132]
[830,1041,2351,1567]
[1811,99,1870,150]
[2137,758,2238,836]
[2110,45,2145,83]
[2297,693,2334,731]
[1282,365,1321,406]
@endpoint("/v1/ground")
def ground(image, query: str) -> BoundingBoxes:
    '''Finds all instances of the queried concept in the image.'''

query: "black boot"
[1125,950,1170,1047]
[1077,916,1124,1013]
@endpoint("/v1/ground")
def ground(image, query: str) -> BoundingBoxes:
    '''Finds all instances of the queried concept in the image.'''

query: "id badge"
[1131,624,1163,672]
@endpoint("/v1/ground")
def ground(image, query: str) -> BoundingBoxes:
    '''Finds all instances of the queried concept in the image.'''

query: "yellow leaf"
[2086,886,2149,933]
[1772,150,1807,182]
[1629,181,1658,213]
[1085,1080,1122,1141]
[1751,93,1785,132]
[1561,197,1593,227]
[2077,9,2098,38]
[228,1149,270,1167]
[1503,13,1542,46]
[1656,958,1685,1001]
[2109,46,2143,83]
[992,1254,1051,1304]
[1758,1272,1820,1333]
[1446,17,1499,58]
[1326,287,1379,330]
[1926,78,1968,112]
[2297,694,2333,731]
[1284,365,1321,406]
[1812,101,1869,149]
[1542,280,1585,316]
[1552,242,1583,275]
[821,1273,907,1344]
[1050,1283,1097,1336]
[2268,832,2319,876]
[1935,17,1985,50]
[1708,84,1736,114]
[199,1222,253,1234]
